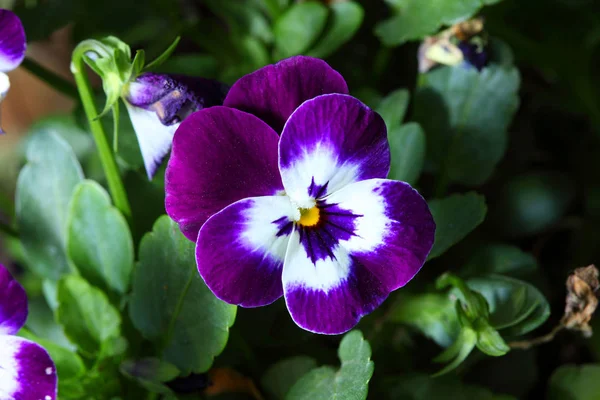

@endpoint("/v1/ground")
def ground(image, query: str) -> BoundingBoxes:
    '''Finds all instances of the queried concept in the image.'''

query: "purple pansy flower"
[123,72,228,179]
[0,264,57,400]
[0,9,26,133]
[165,56,435,334]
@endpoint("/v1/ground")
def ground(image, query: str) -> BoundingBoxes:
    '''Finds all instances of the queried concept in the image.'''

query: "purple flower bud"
[123,72,228,179]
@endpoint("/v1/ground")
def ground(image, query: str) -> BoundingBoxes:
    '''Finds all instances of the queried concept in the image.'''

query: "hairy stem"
[71,47,132,220]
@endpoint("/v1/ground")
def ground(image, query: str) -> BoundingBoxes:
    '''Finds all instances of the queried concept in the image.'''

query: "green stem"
[21,58,79,100]
[71,48,132,220]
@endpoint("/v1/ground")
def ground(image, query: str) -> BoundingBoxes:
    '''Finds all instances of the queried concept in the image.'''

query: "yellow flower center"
[298,206,320,227]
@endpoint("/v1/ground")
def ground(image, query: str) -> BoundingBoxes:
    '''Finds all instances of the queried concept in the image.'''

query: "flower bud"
[124,72,228,179]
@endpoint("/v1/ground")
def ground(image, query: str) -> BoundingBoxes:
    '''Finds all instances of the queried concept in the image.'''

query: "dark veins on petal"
[298,202,361,264]
[307,177,329,199]
[274,216,294,237]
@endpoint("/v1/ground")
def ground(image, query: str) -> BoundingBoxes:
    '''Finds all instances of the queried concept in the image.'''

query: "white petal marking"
[124,101,178,179]
[0,73,9,100]
[0,336,19,399]
[240,195,298,261]
[282,230,352,292]
[325,179,390,254]
[280,143,361,207]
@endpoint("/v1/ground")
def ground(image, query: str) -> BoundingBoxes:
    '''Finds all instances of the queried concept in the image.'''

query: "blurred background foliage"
[2,0,600,399]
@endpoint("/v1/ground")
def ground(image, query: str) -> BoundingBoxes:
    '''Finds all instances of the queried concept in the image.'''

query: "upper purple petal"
[0,9,26,72]
[0,336,57,400]
[0,263,27,336]
[165,106,283,241]
[278,94,390,208]
[223,56,348,133]
[196,195,297,307]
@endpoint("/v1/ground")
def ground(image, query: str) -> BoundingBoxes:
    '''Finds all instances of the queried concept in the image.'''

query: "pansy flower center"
[298,206,320,227]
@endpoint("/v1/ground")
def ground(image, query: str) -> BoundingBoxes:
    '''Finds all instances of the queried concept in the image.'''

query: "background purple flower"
[0,9,26,133]
[0,9,26,73]
[0,264,57,400]
[165,57,435,334]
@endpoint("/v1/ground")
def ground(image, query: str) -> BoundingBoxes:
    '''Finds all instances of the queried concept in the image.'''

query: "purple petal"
[328,179,435,292]
[0,264,27,336]
[125,73,228,126]
[165,106,283,241]
[0,336,57,400]
[223,56,348,133]
[278,94,389,208]
[284,256,390,335]
[282,179,435,334]
[0,9,26,72]
[197,195,298,307]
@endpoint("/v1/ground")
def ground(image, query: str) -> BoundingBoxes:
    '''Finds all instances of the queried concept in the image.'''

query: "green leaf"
[22,116,94,162]
[473,321,510,356]
[376,89,410,132]
[432,327,477,377]
[437,273,490,321]
[16,131,84,280]
[375,0,502,46]
[548,364,600,400]
[144,36,181,71]
[262,356,318,400]
[428,192,487,259]
[120,358,180,394]
[274,1,329,59]
[307,2,364,58]
[466,275,550,336]
[287,330,374,400]
[414,63,520,186]
[25,295,73,349]
[386,373,516,400]
[389,293,460,347]
[56,275,122,357]
[388,123,426,185]
[462,244,538,277]
[129,216,237,374]
[489,172,576,238]
[66,180,134,294]
[131,49,146,75]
